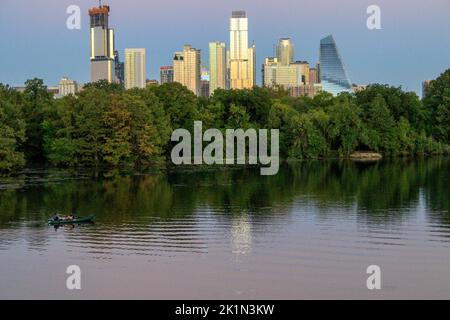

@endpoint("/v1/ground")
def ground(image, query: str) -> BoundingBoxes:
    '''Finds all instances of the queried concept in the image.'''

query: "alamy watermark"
[171,121,280,176]
[66,265,82,290]
[366,265,381,290]
[367,5,382,30]
[66,5,81,30]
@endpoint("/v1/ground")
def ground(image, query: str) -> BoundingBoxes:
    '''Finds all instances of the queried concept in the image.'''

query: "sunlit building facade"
[58,77,79,97]
[319,35,352,96]
[173,44,201,96]
[229,11,255,89]
[124,48,146,89]
[277,38,295,66]
[209,42,227,94]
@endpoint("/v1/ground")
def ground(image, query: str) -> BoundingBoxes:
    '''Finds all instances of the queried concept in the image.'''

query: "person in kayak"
[52,214,61,222]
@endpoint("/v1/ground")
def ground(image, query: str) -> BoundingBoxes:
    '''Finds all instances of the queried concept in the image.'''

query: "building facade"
[277,38,294,66]
[124,48,146,89]
[229,11,255,89]
[160,66,174,84]
[58,77,79,97]
[209,42,227,94]
[262,39,311,91]
[89,5,115,83]
[173,44,201,96]
[319,35,352,96]
[289,84,323,98]
[309,67,319,84]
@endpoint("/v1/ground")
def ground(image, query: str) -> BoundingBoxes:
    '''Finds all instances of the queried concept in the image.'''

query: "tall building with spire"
[89,3,115,83]
[229,10,255,89]
[319,35,352,96]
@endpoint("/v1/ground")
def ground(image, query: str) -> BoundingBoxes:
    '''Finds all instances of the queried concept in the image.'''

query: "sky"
[0,0,449,95]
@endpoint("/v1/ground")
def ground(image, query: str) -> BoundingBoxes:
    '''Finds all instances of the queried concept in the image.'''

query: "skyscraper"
[209,42,227,94]
[124,48,147,89]
[229,10,255,89]
[173,44,201,96]
[262,38,309,90]
[89,4,115,83]
[160,66,174,84]
[319,35,352,96]
[277,38,294,66]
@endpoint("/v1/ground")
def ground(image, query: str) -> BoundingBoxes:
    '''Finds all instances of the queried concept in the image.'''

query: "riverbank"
[2,72,449,173]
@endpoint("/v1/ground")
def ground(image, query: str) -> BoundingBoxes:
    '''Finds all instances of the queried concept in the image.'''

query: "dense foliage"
[0,69,449,173]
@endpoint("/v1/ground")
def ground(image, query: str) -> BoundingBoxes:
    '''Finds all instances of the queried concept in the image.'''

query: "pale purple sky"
[0,0,449,94]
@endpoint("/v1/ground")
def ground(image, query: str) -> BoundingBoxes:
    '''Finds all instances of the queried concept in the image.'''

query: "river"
[0,158,449,299]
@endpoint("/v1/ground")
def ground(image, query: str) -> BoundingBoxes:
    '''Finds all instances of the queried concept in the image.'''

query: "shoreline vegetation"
[0,69,449,175]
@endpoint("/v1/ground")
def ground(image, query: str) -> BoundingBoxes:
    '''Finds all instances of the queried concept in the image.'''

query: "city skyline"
[0,0,449,95]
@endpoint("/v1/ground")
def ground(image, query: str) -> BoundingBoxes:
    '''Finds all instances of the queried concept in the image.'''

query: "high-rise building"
[89,4,115,83]
[160,66,174,84]
[124,48,147,89]
[262,38,312,90]
[173,44,201,96]
[277,38,294,66]
[58,77,79,97]
[229,10,255,89]
[114,50,124,87]
[319,35,352,96]
[209,42,227,94]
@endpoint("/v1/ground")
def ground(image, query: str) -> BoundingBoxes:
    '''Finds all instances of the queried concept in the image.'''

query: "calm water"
[0,158,449,299]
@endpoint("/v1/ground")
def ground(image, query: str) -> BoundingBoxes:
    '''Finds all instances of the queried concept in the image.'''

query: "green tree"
[149,82,199,130]
[362,94,398,153]
[328,95,363,156]
[0,85,26,172]
[21,78,53,163]
[423,69,450,143]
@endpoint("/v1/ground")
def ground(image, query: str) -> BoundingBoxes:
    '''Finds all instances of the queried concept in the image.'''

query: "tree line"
[0,69,449,173]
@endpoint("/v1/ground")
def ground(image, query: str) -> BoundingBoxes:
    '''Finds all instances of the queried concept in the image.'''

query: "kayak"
[48,215,95,226]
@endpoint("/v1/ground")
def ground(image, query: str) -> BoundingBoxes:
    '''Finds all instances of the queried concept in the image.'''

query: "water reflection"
[0,158,449,299]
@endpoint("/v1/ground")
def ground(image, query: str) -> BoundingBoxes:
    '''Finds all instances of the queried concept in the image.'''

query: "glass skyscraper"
[319,35,352,96]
